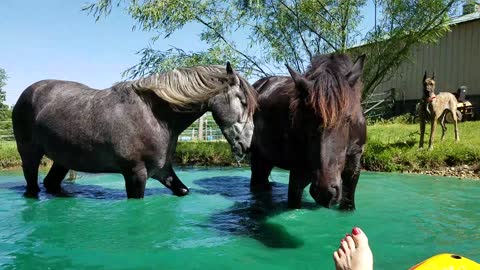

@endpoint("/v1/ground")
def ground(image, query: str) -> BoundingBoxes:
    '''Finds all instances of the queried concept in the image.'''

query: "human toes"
[351,227,369,247]
[340,238,351,255]
[345,235,356,251]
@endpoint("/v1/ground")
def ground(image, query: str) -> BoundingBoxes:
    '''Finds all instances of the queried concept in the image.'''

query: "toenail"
[352,227,361,235]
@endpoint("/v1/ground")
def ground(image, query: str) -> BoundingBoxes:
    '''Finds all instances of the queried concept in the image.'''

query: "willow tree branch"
[194,16,269,76]
[278,0,337,51]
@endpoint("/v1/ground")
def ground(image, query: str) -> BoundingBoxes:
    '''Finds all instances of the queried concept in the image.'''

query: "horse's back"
[254,76,290,99]
[13,80,93,133]
[251,76,293,168]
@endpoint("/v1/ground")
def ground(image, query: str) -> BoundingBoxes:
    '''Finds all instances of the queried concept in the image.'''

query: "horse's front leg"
[340,153,362,211]
[287,169,310,209]
[250,150,273,192]
[152,165,189,196]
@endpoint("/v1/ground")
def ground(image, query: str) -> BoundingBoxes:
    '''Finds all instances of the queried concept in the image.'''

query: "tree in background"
[0,68,10,121]
[84,0,461,98]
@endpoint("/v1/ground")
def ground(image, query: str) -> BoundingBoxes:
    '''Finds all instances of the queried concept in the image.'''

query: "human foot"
[333,227,373,270]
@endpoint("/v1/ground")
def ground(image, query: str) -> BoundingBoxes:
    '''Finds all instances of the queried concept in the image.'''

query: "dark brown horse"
[250,53,366,210]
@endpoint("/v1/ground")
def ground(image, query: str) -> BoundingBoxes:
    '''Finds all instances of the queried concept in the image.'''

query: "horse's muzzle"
[310,184,341,208]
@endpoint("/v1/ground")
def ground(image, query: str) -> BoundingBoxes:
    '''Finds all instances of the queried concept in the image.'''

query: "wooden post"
[204,116,208,140]
[198,115,204,140]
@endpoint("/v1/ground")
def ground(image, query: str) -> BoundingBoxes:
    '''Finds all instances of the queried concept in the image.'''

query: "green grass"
[363,121,480,172]
[0,141,21,168]
[175,141,237,166]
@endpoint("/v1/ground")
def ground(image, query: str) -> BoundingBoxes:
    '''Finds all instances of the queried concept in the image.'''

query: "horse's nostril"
[330,185,340,197]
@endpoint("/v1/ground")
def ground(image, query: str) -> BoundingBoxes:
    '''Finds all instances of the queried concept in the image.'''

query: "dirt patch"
[404,164,480,180]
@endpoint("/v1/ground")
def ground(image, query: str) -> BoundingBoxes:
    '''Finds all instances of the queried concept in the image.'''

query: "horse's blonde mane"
[129,65,230,107]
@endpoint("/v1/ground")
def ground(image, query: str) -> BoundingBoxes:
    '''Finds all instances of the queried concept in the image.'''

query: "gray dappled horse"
[250,54,366,210]
[13,63,257,198]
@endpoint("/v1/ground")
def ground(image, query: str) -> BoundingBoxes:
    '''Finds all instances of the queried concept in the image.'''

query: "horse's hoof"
[45,184,63,195]
[339,204,355,211]
[24,189,39,199]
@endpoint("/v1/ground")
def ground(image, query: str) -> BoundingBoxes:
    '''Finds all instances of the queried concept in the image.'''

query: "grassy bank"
[1,120,479,174]
[364,121,480,172]
[0,140,237,169]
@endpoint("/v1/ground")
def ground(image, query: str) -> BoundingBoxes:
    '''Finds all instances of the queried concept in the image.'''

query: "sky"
[0,0,375,106]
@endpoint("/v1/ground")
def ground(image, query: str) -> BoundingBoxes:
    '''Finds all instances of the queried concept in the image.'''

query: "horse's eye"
[238,95,247,106]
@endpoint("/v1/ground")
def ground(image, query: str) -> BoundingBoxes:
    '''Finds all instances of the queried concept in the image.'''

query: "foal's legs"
[152,165,189,196]
[250,150,273,192]
[17,143,44,197]
[43,162,69,193]
[428,116,439,150]
[419,110,426,149]
[452,110,460,142]
[440,111,448,141]
[122,165,148,199]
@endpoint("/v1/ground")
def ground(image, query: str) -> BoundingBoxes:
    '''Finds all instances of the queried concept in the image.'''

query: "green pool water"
[0,168,478,270]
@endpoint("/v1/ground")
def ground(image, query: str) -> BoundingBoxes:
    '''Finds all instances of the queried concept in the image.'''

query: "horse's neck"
[149,100,208,136]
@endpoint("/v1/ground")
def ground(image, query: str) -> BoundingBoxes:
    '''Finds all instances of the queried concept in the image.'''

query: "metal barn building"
[375,11,480,119]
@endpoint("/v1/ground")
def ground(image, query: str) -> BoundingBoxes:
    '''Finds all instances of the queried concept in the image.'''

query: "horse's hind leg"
[152,165,189,196]
[43,162,69,194]
[250,150,273,192]
[17,144,44,197]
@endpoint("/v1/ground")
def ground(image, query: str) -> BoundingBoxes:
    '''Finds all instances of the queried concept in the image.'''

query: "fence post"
[198,115,204,140]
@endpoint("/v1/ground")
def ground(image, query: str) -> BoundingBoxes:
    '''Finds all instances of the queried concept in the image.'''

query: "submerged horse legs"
[43,162,69,194]
[250,151,273,191]
[287,169,310,209]
[152,165,189,196]
[17,144,44,197]
[340,154,362,211]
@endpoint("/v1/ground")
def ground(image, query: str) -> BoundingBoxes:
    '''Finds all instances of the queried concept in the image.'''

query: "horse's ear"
[347,54,365,87]
[286,64,311,94]
[423,71,427,82]
[432,72,435,80]
[226,61,234,74]
[226,61,239,85]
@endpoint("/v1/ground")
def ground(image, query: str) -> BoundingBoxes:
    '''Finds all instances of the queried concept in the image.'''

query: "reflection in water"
[194,176,318,248]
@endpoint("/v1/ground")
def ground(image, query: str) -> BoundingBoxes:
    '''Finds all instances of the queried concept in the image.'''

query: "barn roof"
[450,11,480,25]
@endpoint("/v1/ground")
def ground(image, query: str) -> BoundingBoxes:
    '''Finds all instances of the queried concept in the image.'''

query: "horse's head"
[423,71,436,100]
[208,62,257,160]
[286,54,365,209]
